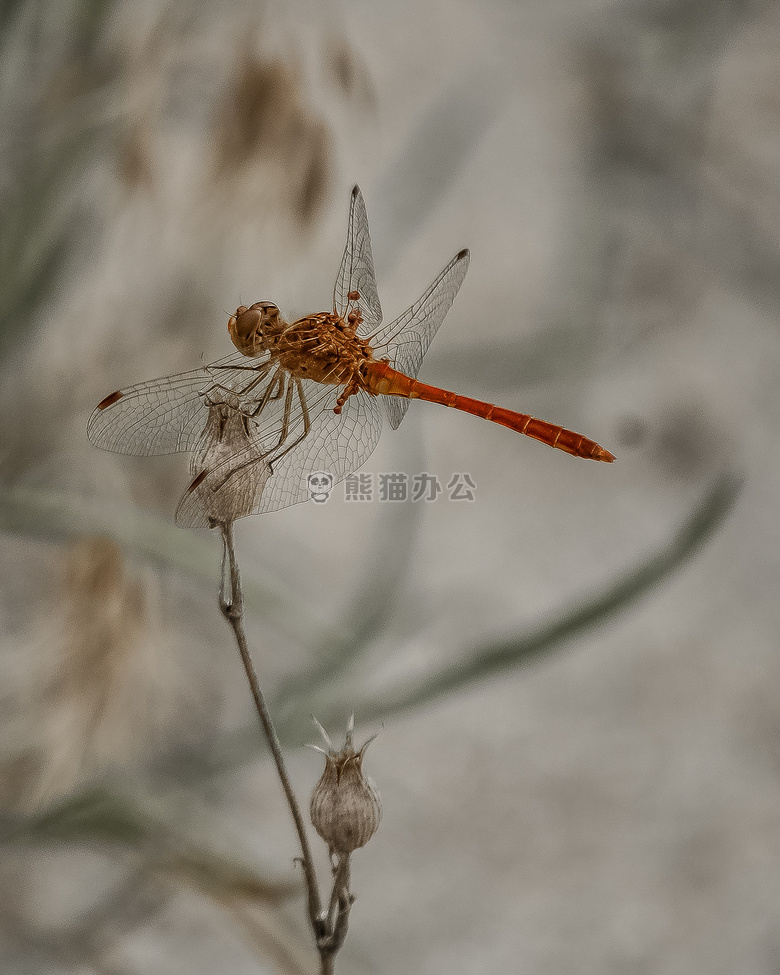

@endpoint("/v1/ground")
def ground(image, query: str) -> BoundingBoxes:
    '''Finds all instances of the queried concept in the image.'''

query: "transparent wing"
[175,393,276,528]
[370,249,469,429]
[333,186,383,334]
[259,386,383,514]
[176,377,384,527]
[87,351,275,456]
[176,456,274,529]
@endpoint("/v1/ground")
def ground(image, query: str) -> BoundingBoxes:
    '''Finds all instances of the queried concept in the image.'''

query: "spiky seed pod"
[310,720,381,856]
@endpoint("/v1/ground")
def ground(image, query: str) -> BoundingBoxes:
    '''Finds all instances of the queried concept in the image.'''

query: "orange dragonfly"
[88,187,613,528]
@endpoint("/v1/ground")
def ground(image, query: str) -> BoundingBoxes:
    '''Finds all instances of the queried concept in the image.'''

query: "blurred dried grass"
[212,49,331,226]
[25,536,180,807]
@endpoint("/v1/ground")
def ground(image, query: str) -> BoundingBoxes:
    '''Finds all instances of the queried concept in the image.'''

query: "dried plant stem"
[218,521,356,974]
[320,854,353,970]
[218,522,325,943]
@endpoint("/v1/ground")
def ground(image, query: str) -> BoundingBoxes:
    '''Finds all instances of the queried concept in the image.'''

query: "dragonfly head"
[227,301,282,357]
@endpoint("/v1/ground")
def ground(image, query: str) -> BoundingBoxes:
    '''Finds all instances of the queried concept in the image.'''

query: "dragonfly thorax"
[274,312,375,386]
[227,303,375,388]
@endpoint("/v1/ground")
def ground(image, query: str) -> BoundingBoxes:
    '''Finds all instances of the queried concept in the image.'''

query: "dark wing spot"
[188,469,209,492]
[97,390,123,410]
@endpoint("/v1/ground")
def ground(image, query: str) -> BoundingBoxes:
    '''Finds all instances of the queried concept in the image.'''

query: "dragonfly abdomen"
[362,361,614,462]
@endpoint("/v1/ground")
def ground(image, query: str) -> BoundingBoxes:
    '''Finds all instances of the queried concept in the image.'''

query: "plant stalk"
[218,521,325,942]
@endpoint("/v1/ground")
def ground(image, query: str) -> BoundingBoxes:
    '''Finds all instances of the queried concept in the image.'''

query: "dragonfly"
[88,186,614,528]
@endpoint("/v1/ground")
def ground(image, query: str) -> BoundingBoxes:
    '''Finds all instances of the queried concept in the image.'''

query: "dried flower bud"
[310,717,381,856]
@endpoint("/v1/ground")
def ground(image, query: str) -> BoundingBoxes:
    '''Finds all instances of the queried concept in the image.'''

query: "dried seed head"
[23,536,182,808]
[310,717,381,856]
[174,389,273,529]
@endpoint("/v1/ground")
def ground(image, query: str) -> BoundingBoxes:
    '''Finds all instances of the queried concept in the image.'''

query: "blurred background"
[0,0,776,971]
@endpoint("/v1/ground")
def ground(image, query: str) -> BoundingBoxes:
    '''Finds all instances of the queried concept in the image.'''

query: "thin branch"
[218,521,325,941]
[321,854,353,959]
[218,520,358,974]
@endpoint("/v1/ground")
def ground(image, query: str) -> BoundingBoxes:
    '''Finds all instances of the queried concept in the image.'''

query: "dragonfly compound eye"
[228,305,264,355]
[228,302,283,356]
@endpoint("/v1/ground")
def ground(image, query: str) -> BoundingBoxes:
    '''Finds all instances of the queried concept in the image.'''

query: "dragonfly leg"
[243,368,285,418]
[334,374,360,414]
[202,377,292,496]
[209,359,274,398]
[266,379,295,464]
[268,379,286,401]
[269,379,311,464]
[211,378,310,493]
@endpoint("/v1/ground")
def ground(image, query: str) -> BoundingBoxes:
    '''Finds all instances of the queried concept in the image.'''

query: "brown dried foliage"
[212,51,331,225]
[24,536,175,805]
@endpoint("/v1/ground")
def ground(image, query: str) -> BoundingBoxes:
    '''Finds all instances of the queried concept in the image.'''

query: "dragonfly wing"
[176,459,274,528]
[371,249,470,430]
[176,377,384,526]
[333,186,383,334]
[259,386,383,514]
[87,351,273,456]
[175,422,275,529]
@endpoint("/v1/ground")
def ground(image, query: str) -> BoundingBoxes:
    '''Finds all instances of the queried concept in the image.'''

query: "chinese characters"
[309,472,477,504]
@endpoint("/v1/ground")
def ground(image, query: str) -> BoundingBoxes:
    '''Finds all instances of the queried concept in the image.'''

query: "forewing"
[370,249,469,429]
[333,186,383,334]
[176,378,384,526]
[87,351,273,456]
